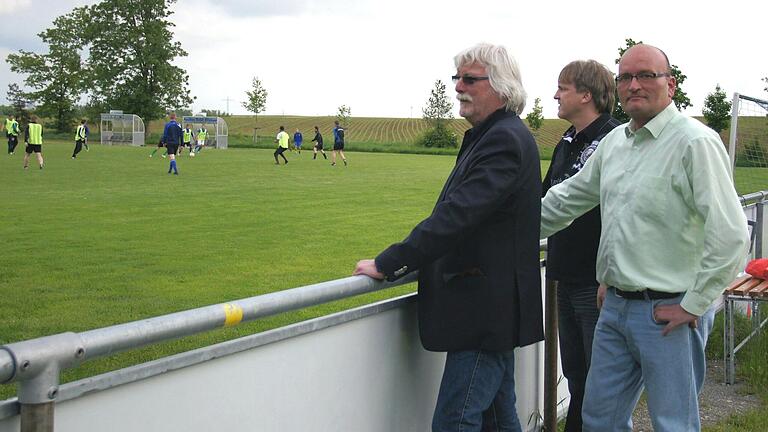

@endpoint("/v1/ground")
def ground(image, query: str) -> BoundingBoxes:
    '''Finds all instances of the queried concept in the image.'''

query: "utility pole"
[222,96,234,115]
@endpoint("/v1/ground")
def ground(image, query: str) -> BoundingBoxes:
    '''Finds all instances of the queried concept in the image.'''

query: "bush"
[419,123,458,148]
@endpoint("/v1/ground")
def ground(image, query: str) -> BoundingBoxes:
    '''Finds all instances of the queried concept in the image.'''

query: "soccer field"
[0,141,460,398]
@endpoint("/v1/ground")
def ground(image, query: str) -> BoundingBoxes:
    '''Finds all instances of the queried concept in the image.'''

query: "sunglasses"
[452,75,490,85]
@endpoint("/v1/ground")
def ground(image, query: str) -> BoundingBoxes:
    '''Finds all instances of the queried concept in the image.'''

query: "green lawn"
[0,141,457,398]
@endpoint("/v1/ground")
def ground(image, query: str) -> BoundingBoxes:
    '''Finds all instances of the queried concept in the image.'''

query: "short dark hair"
[279,126,284,131]
[558,60,616,114]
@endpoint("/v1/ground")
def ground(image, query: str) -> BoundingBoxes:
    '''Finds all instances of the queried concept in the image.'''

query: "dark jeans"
[432,350,521,432]
[556,281,600,432]
[8,135,18,154]
[72,140,85,157]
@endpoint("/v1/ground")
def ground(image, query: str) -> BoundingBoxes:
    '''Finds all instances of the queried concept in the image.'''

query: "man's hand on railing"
[354,259,385,280]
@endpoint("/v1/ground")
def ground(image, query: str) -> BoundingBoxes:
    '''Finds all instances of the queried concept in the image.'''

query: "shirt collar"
[569,113,616,143]
[466,108,509,139]
[624,102,677,139]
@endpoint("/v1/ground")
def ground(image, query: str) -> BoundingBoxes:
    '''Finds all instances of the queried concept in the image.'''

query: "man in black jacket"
[542,59,620,432]
[354,43,542,431]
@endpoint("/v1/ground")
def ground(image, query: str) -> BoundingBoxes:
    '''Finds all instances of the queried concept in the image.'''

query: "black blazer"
[376,109,544,351]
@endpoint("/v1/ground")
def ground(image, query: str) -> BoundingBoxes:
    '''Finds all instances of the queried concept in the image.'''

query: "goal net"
[729,93,768,195]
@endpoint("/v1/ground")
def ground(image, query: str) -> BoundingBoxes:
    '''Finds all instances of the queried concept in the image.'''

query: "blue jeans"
[557,282,600,432]
[582,287,715,432]
[432,350,522,432]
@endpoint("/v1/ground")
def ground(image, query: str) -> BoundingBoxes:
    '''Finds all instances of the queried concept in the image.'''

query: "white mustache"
[457,94,473,102]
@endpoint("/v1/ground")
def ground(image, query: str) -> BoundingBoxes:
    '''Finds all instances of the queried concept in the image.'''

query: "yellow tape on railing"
[223,303,244,327]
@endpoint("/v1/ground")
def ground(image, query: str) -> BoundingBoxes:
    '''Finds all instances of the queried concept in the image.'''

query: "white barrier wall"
[0,269,565,432]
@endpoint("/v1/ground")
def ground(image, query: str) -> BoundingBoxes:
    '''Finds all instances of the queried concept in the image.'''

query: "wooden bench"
[723,275,768,384]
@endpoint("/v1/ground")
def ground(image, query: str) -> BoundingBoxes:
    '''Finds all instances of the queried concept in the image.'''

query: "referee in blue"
[162,113,183,175]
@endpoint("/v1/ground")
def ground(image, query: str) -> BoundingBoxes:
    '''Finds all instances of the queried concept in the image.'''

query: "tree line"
[6,0,192,133]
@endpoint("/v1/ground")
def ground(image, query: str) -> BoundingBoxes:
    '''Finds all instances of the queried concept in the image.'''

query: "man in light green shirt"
[541,44,749,431]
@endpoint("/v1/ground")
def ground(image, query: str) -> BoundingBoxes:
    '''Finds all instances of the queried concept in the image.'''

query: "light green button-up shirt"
[541,102,749,316]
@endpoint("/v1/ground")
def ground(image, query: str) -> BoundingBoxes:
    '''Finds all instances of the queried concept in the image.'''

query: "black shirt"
[542,113,621,284]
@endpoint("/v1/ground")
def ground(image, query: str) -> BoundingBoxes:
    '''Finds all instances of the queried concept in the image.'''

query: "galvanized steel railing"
[1,273,421,431]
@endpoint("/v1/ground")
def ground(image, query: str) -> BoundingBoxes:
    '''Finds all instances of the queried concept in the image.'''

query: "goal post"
[728,93,768,195]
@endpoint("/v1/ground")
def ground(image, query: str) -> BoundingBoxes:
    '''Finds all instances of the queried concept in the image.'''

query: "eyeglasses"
[452,75,490,85]
[615,72,671,85]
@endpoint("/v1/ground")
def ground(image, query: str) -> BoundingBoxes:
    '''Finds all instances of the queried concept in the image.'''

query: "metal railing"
[1,273,421,432]
[723,190,768,385]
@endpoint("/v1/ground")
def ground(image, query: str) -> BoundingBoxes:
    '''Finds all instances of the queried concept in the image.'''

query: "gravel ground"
[631,360,763,431]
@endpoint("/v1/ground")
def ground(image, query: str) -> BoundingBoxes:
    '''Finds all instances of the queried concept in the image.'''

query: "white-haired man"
[355,43,543,431]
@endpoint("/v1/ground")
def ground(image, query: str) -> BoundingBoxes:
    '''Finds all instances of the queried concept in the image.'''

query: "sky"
[1,0,766,120]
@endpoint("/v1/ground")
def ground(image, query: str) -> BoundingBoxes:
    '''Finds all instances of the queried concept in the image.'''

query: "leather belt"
[612,287,682,300]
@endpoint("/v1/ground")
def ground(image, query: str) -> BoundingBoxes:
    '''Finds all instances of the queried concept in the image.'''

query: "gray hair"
[454,43,527,114]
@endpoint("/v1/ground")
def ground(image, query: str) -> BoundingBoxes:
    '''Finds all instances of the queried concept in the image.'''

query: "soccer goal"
[182,115,229,149]
[728,93,768,195]
[100,111,146,146]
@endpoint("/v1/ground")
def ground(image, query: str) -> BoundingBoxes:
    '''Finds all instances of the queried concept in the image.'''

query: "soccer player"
[162,113,183,175]
[293,128,303,154]
[23,115,44,170]
[149,140,167,158]
[331,120,347,166]
[183,124,194,155]
[5,114,19,155]
[312,125,327,160]
[192,126,208,155]
[274,126,289,165]
[72,119,89,159]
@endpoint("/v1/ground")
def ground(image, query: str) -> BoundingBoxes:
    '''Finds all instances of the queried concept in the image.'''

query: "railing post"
[724,297,735,385]
[755,200,764,259]
[20,402,54,432]
[2,332,86,432]
[544,276,558,431]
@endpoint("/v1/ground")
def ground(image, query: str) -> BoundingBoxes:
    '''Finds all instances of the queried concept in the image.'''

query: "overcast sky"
[1,0,766,120]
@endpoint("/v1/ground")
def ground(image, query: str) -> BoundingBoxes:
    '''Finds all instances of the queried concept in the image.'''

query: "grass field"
[1,139,766,402]
[0,141,465,399]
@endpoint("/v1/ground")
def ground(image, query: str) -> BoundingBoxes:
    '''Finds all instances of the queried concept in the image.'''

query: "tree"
[6,8,88,132]
[422,79,453,126]
[702,84,732,133]
[525,97,544,131]
[419,79,456,148]
[242,77,268,121]
[336,104,351,128]
[83,0,194,131]
[612,38,691,122]
[6,83,33,127]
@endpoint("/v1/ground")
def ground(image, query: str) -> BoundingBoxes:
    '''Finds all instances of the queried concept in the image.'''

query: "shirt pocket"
[633,175,669,222]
